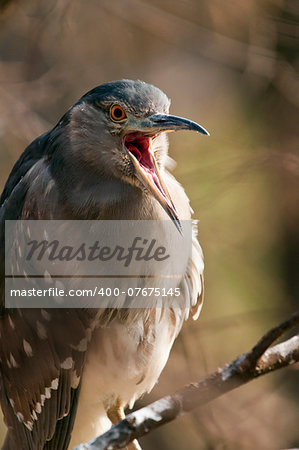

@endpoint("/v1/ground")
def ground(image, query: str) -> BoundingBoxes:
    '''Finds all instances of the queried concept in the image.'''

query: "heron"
[0,80,208,449]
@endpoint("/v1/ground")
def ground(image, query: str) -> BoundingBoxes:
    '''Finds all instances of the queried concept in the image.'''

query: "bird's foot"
[106,399,142,450]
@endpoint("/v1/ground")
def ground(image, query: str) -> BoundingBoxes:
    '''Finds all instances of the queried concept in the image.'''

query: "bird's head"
[64,80,209,231]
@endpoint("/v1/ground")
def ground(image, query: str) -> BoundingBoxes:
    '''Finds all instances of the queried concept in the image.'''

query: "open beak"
[123,114,209,233]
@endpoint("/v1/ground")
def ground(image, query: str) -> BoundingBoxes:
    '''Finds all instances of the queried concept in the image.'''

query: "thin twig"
[74,312,299,450]
[240,310,299,369]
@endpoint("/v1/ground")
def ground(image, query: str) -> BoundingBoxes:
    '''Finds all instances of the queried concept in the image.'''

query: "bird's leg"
[106,399,142,450]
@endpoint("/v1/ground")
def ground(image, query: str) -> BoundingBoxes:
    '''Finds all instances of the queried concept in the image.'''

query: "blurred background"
[0,0,298,448]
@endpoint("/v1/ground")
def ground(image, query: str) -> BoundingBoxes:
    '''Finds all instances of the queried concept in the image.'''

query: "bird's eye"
[110,104,127,122]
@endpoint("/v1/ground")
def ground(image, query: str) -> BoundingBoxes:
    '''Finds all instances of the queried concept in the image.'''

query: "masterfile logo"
[26,237,170,267]
[5,220,193,308]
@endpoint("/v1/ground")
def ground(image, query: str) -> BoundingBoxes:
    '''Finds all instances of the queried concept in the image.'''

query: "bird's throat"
[124,135,153,170]
[124,134,181,232]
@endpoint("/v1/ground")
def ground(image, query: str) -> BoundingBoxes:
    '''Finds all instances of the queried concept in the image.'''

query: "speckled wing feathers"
[0,137,94,449]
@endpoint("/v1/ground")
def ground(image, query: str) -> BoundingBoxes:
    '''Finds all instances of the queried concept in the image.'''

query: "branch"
[74,311,299,450]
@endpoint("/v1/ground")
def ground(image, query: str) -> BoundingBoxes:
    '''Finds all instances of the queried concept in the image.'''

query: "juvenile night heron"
[0,80,208,449]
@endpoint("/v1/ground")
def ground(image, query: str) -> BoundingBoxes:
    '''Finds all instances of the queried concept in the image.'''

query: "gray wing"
[163,168,204,334]
[187,223,204,320]
[174,221,204,330]
[0,135,94,449]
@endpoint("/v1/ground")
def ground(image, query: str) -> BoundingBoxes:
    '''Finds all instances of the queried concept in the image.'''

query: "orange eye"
[110,104,127,122]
